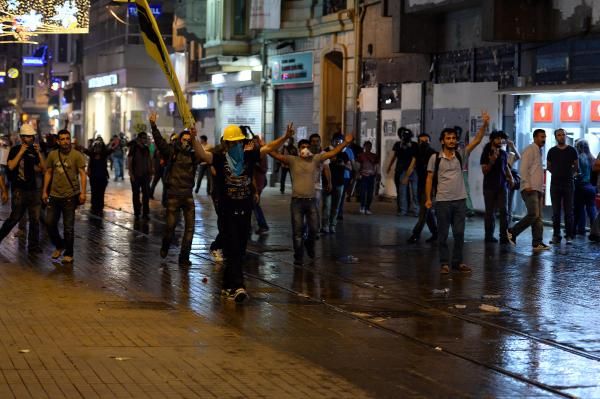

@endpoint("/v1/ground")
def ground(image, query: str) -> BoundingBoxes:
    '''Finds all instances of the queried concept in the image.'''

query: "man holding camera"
[387,127,418,216]
[0,124,45,253]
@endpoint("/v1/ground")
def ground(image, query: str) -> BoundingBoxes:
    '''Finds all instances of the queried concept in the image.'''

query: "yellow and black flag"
[115,0,195,128]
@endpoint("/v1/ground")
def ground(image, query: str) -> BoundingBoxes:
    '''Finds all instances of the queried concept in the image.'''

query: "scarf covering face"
[226,142,245,176]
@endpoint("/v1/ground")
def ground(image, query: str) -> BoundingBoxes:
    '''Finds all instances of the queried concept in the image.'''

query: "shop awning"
[498,83,600,95]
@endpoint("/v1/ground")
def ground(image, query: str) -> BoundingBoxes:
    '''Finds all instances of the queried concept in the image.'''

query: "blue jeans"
[46,195,78,257]
[327,185,345,228]
[435,199,466,267]
[253,202,268,229]
[0,189,41,249]
[163,196,195,260]
[359,175,375,210]
[412,189,437,238]
[511,191,544,246]
[291,198,318,260]
[550,182,574,238]
[394,170,418,214]
[113,155,124,179]
[574,183,597,234]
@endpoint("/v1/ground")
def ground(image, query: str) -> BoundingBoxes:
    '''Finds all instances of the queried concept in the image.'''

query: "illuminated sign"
[533,102,553,123]
[0,77,4,84]
[560,101,581,122]
[269,52,313,85]
[191,93,208,109]
[88,74,118,89]
[591,101,600,122]
[128,4,161,17]
[23,56,45,66]
[7,68,19,79]
[0,0,90,44]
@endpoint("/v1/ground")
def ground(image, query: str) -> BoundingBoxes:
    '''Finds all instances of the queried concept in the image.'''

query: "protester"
[425,111,490,274]
[507,129,550,250]
[480,130,514,243]
[279,137,297,194]
[405,133,438,244]
[387,127,418,216]
[270,130,354,265]
[573,139,597,236]
[252,135,269,235]
[357,141,379,214]
[195,124,293,303]
[309,133,331,231]
[109,134,126,181]
[127,132,153,219]
[0,124,44,252]
[322,134,351,233]
[42,129,87,264]
[84,136,113,215]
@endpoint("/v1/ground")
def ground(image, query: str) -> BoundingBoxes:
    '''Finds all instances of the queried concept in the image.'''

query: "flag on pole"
[116,0,195,128]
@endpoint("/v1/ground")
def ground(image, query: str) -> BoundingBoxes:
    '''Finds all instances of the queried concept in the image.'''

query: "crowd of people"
[1,110,599,302]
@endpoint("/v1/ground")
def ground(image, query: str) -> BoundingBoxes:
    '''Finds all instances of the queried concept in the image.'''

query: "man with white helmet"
[195,123,294,303]
[0,124,45,252]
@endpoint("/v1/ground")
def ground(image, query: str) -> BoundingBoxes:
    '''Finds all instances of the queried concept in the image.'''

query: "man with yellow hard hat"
[195,123,294,303]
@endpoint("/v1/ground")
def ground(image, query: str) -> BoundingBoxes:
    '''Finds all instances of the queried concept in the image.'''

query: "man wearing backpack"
[42,129,87,264]
[0,124,45,252]
[425,111,489,274]
[128,132,153,219]
[480,130,514,243]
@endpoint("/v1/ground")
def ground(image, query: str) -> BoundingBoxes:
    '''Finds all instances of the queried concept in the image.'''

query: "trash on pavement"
[454,304,466,309]
[18,349,30,354]
[432,288,450,296]
[479,304,501,312]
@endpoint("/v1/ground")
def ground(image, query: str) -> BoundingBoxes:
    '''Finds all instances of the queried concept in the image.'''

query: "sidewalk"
[1,181,599,397]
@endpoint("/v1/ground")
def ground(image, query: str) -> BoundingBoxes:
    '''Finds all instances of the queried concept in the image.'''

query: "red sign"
[560,101,581,122]
[533,102,553,122]
[591,101,600,121]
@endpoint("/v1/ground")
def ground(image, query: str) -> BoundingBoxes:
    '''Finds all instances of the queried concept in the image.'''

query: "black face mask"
[419,142,430,150]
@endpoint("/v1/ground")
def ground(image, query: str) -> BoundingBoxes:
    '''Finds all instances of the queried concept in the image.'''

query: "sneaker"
[305,245,315,259]
[485,237,499,243]
[293,257,303,266]
[359,207,365,214]
[406,235,419,244]
[425,235,438,243]
[365,210,372,215]
[500,238,510,245]
[565,237,573,245]
[61,256,74,264]
[532,243,551,251]
[453,264,472,273]
[550,236,561,245]
[211,249,224,262]
[440,265,450,274]
[329,226,336,233]
[320,227,330,234]
[506,229,516,245]
[255,226,269,235]
[51,248,63,259]
[233,288,249,304]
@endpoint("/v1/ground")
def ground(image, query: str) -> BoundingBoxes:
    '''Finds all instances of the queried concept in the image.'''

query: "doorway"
[321,51,344,144]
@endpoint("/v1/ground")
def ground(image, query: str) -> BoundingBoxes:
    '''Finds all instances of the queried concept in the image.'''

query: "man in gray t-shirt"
[270,132,353,264]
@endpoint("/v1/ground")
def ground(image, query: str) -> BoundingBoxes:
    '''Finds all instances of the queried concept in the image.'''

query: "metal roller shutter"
[275,87,314,139]
[221,86,263,134]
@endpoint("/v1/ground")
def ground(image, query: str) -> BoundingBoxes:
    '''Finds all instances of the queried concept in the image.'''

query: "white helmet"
[19,124,36,136]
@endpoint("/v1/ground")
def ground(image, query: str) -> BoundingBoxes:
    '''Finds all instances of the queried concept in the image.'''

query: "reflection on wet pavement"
[1,183,600,397]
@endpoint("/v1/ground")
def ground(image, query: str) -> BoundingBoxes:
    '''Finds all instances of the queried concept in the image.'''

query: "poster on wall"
[560,101,581,122]
[591,101,600,121]
[249,0,281,30]
[533,102,553,122]
[383,120,397,137]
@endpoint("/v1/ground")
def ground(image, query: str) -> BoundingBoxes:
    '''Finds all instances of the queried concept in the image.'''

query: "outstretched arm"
[465,111,490,155]
[269,150,288,165]
[189,127,212,164]
[260,123,295,155]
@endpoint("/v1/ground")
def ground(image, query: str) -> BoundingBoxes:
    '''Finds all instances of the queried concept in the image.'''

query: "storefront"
[189,90,217,145]
[269,52,315,141]
[513,88,600,206]
[84,69,174,143]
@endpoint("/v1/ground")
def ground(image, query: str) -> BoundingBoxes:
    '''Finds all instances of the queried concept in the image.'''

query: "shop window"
[24,73,35,100]
[232,0,247,37]
[323,0,346,16]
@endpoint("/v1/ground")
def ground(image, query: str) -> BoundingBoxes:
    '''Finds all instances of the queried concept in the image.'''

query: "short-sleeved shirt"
[357,152,379,176]
[427,152,467,202]
[46,149,86,198]
[415,146,436,190]
[547,146,578,184]
[7,145,40,191]
[284,154,324,198]
[212,149,260,210]
[480,143,508,191]
[392,141,417,173]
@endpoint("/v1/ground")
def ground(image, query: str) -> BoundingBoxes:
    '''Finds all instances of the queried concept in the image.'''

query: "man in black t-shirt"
[0,124,45,252]
[405,133,438,243]
[196,123,294,303]
[480,131,514,243]
[387,127,418,216]
[547,128,579,244]
[322,134,351,233]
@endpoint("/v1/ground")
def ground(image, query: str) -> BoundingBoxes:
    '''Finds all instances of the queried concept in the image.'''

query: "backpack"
[431,151,462,198]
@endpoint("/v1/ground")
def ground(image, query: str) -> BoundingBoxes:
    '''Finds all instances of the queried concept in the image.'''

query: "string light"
[0,0,89,43]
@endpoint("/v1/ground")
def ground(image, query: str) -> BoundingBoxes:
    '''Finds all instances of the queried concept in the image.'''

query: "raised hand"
[149,111,158,124]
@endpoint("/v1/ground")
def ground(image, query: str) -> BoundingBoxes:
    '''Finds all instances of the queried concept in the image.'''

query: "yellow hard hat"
[222,125,245,141]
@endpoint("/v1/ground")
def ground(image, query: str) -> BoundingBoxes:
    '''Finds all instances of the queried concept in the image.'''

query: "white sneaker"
[359,207,365,214]
[365,210,372,215]
[211,249,224,262]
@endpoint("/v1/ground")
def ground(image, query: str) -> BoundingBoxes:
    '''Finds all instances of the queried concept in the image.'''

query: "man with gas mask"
[148,112,202,266]
[195,123,293,303]
[404,133,438,244]
[387,127,418,216]
[84,136,113,215]
[270,131,354,265]
[0,124,45,252]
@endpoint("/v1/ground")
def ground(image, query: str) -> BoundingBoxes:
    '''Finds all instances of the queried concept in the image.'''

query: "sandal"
[440,265,450,274]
